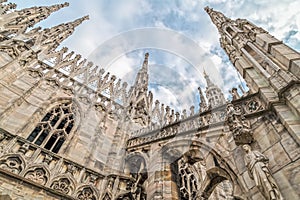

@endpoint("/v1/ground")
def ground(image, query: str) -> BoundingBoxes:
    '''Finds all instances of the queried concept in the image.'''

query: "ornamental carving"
[76,187,97,200]
[0,155,24,174]
[178,158,199,199]
[17,143,30,154]
[51,177,74,195]
[24,167,48,185]
[225,103,253,145]
[246,100,260,113]
[43,154,53,165]
[66,163,77,175]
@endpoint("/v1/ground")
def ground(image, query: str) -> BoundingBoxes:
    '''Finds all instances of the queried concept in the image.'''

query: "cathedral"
[0,1,300,200]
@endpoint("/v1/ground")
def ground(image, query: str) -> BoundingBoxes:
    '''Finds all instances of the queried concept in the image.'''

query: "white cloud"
[12,0,300,112]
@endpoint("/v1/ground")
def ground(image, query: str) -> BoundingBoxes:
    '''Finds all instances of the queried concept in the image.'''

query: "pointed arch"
[75,185,99,200]
[0,154,26,175]
[124,152,148,200]
[25,97,82,154]
[22,164,50,185]
[160,138,245,199]
[124,151,149,174]
[49,174,77,195]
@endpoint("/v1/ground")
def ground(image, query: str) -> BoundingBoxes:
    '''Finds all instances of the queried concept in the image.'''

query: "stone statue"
[243,145,282,200]
[225,103,253,145]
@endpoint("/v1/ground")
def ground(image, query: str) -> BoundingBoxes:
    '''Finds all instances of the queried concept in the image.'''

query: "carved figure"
[243,145,282,200]
[225,103,253,145]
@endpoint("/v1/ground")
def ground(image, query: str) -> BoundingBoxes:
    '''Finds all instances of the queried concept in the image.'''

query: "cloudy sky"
[13,0,300,112]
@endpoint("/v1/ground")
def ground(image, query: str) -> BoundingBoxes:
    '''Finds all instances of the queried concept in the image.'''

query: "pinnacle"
[50,2,70,11]
[71,15,90,27]
[204,6,230,32]
[142,52,149,70]
[204,6,212,13]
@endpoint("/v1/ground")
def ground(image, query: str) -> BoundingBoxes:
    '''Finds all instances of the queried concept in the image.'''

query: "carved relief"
[76,187,97,200]
[24,167,48,185]
[0,155,25,174]
[17,143,30,154]
[66,163,77,175]
[178,158,199,199]
[43,154,53,165]
[225,103,253,145]
[50,177,74,195]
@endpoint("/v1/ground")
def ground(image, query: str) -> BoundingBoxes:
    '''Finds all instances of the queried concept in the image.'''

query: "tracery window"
[177,158,201,200]
[27,102,75,153]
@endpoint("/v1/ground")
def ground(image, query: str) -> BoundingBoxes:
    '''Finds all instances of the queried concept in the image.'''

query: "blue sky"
[11,0,300,111]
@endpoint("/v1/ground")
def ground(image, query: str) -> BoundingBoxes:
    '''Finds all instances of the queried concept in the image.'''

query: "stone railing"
[0,128,134,200]
[127,93,265,148]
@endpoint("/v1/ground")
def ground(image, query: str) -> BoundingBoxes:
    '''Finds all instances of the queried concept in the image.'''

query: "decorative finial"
[142,52,149,69]
[204,6,212,13]
[63,2,70,7]
[48,2,69,12]
[71,15,89,27]
[204,7,229,32]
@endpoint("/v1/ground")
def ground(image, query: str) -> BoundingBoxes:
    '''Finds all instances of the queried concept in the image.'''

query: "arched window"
[27,102,75,153]
[177,158,200,200]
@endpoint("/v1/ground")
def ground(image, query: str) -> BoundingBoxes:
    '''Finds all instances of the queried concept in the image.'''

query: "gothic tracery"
[27,101,76,153]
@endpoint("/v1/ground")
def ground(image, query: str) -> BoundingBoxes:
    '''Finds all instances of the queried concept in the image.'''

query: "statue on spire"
[203,70,214,87]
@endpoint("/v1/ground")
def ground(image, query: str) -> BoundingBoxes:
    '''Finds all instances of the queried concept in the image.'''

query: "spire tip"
[204,6,212,13]
[63,2,70,7]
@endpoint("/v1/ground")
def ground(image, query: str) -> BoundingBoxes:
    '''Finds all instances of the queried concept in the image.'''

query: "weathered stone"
[264,142,291,172]
[270,44,300,70]
[273,161,300,199]
[290,59,300,77]
[253,123,281,152]
[255,33,282,52]
[280,131,300,161]
[233,146,247,174]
